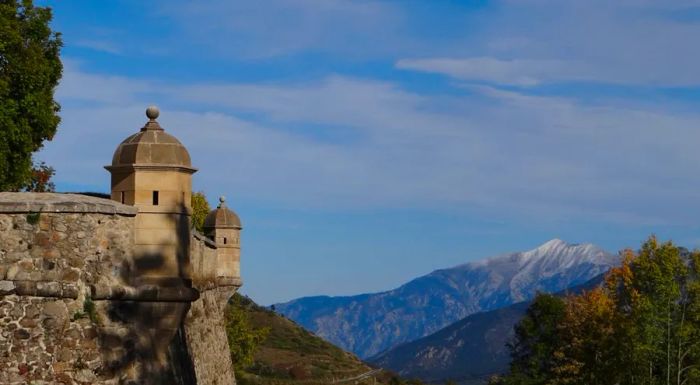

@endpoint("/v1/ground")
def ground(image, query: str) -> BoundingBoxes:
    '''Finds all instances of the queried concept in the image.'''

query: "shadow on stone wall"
[95,203,197,384]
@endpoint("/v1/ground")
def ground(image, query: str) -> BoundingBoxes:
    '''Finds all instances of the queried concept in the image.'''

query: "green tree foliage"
[0,0,62,191]
[503,293,566,385]
[498,236,700,385]
[684,252,700,383]
[613,238,689,385]
[226,294,270,372]
[191,191,210,233]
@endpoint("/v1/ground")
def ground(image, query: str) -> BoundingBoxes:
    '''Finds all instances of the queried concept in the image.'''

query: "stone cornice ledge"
[0,280,200,302]
[0,192,137,216]
[0,280,80,298]
[90,283,200,302]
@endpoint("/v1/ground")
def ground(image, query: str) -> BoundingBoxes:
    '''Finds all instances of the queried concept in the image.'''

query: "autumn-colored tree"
[23,161,55,192]
[604,248,645,384]
[500,237,700,385]
[191,191,210,233]
[552,288,618,385]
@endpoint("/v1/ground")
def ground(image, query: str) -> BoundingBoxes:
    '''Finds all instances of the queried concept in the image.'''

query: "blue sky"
[36,0,700,304]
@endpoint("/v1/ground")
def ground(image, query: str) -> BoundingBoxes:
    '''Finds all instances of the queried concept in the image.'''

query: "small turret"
[203,196,242,283]
[105,106,197,284]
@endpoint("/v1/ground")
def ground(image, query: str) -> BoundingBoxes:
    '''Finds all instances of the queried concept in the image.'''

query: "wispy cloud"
[394,2,700,87]
[396,57,570,86]
[56,60,153,105]
[40,0,700,302]
[73,39,121,55]
[43,62,700,226]
[158,0,405,58]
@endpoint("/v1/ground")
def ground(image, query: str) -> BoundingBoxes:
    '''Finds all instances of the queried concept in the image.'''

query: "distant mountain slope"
[234,294,397,385]
[368,275,605,384]
[275,239,617,358]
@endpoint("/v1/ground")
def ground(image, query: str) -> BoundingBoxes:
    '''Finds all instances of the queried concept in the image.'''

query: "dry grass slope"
[234,295,398,385]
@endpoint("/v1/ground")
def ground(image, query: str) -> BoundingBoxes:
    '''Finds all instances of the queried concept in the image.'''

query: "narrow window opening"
[120,191,125,204]
[152,191,159,205]
[223,237,227,245]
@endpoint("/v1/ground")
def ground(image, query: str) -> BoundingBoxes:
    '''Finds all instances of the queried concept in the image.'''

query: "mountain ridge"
[367,274,607,384]
[276,239,618,358]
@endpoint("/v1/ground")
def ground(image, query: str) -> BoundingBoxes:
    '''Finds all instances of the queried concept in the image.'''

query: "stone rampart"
[186,231,240,385]
[183,286,237,385]
[0,193,136,293]
[0,194,209,384]
[0,193,240,384]
[0,193,140,384]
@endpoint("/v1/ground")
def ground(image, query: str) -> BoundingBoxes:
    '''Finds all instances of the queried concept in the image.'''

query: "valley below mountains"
[368,274,605,384]
[275,239,619,359]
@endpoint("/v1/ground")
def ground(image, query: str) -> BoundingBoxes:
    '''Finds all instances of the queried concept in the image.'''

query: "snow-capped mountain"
[275,239,618,359]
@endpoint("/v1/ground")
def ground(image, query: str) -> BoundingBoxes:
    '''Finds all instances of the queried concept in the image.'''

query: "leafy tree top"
[191,191,211,233]
[0,0,62,191]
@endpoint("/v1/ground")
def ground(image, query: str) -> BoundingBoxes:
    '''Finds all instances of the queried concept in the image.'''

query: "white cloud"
[56,60,153,105]
[396,57,570,86]
[39,0,700,304]
[73,39,122,55]
[42,63,700,226]
[394,2,700,86]
[146,1,700,87]
[158,0,405,58]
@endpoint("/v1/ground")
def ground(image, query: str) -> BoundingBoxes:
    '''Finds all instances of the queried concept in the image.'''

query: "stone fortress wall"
[0,193,238,384]
[186,230,239,385]
[0,106,244,385]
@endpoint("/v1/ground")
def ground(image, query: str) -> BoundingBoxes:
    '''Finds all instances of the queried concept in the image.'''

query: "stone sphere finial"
[146,105,160,120]
[219,196,226,206]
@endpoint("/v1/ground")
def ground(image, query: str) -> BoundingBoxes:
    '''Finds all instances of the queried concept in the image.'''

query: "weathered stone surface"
[5,265,19,280]
[184,286,239,385]
[0,193,138,216]
[42,301,68,319]
[0,280,15,294]
[0,211,135,291]
[0,191,241,385]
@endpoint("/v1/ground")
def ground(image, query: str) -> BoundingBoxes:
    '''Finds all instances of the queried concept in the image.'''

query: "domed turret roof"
[109,106,195,171]
[204,197,242,230]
